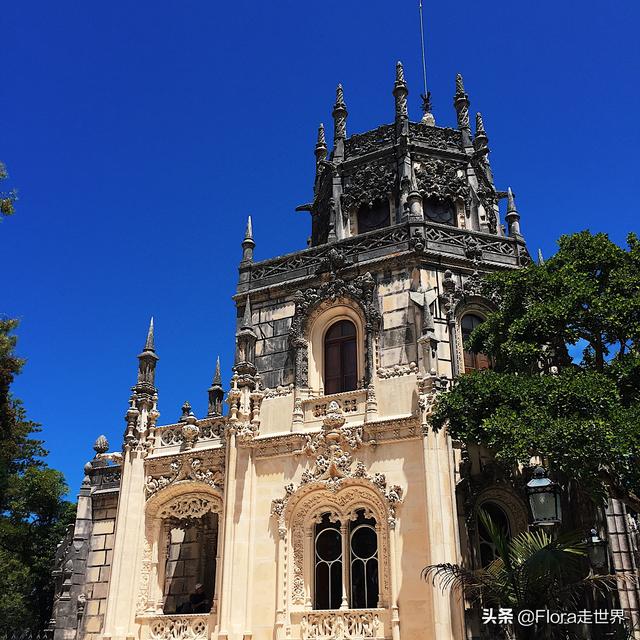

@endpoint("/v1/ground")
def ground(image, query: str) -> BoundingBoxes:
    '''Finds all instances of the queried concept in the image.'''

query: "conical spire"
[474,112,489,152]
[332,84,348,142]
[315,123,327,164]
[213,355,222,386]
[393,61,409,121]
[537,248,545,265]
[241,216,255,262]
[453,73,472,148]
[241,296,253,330]
[505,187,522,239]
[144,317,155,352]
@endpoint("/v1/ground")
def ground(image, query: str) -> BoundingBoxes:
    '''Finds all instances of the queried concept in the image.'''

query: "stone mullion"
[340,522,349,609]
[304,528,313,609]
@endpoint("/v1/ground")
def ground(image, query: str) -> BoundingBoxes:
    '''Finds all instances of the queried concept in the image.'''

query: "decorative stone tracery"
[145,451,225,498]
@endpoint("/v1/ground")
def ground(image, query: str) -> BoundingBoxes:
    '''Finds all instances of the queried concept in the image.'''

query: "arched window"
[314,514,343,610]
[324,320,357,395]
[461,314,491,372]
[350,510,379,609]
[357,200,390,234]
[313,509,380,610]
[424,197,455,226]
[477,501,511,568]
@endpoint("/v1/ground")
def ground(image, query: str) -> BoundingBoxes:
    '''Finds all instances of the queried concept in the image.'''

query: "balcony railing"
[298,609,384,639]
[146,614,208,640]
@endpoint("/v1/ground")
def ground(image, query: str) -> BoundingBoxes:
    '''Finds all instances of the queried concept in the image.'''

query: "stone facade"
[48,63,640,640]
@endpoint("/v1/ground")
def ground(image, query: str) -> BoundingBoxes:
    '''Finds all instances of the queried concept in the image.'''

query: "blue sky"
[2,0,639,496]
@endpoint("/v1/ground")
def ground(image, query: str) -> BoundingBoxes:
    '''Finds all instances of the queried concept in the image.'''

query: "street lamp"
[586,528,608,572]
[526,466,562,525]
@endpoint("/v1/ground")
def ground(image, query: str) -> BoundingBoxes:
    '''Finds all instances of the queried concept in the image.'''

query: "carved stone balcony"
[298,609,384,639]
[302,390,367,429]
[145,614,208,640]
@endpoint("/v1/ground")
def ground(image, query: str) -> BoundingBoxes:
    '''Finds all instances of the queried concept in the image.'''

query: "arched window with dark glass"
[324,320,357,395]
[477,501,511,568]
[461,314,491,372]
[314,513,343,610]
[349,510,379,609]
[357,200,391,234]
[424,197,455,226]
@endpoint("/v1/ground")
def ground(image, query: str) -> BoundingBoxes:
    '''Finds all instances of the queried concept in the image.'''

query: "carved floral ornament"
[341,161,397,211]
[145,452,225,499]
[413,156,469,202]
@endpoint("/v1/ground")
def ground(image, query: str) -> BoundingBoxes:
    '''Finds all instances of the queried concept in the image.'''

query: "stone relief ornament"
[300,610,381,640]
[413,157,469,202]
[340,162,397,211]
[148,616,208,640]
[145,452,225,499]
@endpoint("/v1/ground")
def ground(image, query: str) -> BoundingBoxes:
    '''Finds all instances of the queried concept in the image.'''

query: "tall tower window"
[349,510,379,609]
[424,197,455,226]
[461,314,491,372]
[324,320,357,395]
[357,200,390,234]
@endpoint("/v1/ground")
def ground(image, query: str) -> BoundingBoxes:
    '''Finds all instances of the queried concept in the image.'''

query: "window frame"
[323,319,358,395]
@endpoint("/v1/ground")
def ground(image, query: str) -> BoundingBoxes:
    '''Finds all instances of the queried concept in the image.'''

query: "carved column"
[340,522,350,610]
[275,529,286,640]
[388,524,401,640]
[304,529,313,609]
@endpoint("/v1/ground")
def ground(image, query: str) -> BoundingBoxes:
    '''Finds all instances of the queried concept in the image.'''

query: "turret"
[454,73,473,149]
[234,296,257,378]
[505,187,523,239]
[207,356,225,417]
[135,317,159,395]
[241,216,255,263]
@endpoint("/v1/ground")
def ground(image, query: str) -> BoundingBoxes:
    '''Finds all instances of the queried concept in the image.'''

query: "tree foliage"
[0,318,76,632]
[423,511,633,639]
[0,161,17,220]
[431,231,640,510]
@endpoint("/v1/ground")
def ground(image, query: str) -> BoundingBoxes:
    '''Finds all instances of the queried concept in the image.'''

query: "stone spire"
[537,248,545,265]
[454,73,472,148]
[505,187,523,239]
[241,216,255,263]
[315,123,327,163]
[393,61,409,122]
[332,84,348,143]
[136,317,159,392]
[235,296,257,377]
[474,112,489,152]
[208,356,225,417]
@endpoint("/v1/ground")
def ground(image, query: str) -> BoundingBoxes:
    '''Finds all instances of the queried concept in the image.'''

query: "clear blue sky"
[2,1,639,497]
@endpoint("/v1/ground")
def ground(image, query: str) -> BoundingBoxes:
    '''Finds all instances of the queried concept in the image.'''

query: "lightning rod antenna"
[419,0,428,98]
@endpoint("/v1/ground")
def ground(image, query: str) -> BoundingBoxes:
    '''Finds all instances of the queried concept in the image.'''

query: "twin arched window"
[324,320,358,395]
[314,510,379,610]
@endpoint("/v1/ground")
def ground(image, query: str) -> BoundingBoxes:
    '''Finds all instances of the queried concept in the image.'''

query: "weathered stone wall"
[82,493,117,639]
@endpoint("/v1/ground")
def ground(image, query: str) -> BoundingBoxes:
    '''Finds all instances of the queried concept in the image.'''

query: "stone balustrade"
[298,609,384,639]
[146,614,208,640]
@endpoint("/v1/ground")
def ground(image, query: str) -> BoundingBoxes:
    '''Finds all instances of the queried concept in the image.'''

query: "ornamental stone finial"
[537,248,545,265]
[332,84,348,142]
[93,435,109,454]
[474,112,489,152]
[454,73,472,148]
[505,187,522,239]
[144,317,155,352]
[241,296,253,330]
[393,61,409,121]
[241,216,255,262]
[315,123,327,164]
[213,355,222,386]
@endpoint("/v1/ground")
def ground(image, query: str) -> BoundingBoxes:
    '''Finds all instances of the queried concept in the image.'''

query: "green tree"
[0,161,17,220]
[430,231,640,510]
[0,321,75,630]
[423,512,630,639]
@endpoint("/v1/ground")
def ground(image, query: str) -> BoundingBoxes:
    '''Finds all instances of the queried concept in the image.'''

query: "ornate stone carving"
[408,123,462,151]
[376,362,419,379]
[145,451,225,498]
[288,271,380,387]
[148,616,208,640]
[157,495,222,520]
[344,125,394,157]
[413,157,469,202]
[300,610,382,639]
[341,162,396,211]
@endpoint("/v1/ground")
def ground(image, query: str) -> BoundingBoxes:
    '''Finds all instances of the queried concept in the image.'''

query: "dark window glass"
[324,320,357,395]
[461,314,491,372]
[424,198,455,226]
[349,510,379,609]
[357,200,390,234]
[314,514,343,610]
[478,502,510,568]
